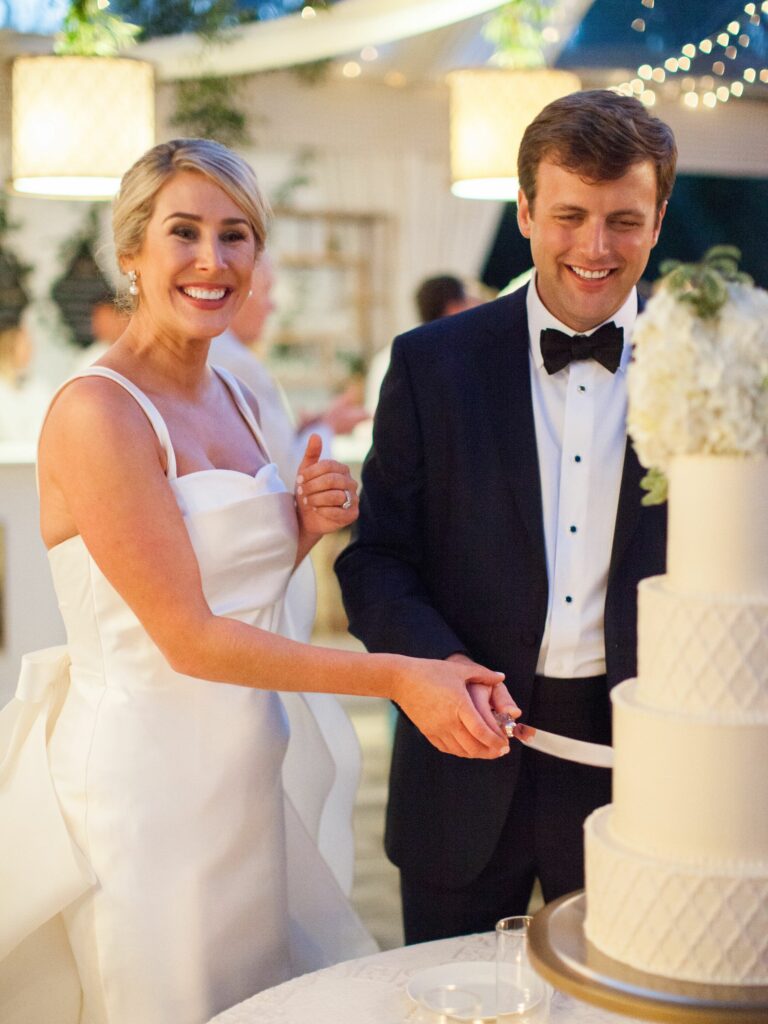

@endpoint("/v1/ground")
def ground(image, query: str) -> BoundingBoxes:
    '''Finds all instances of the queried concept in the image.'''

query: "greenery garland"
[658,245,754,321]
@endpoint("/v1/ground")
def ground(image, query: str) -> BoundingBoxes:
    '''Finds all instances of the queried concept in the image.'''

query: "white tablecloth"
[209,932,647,1023]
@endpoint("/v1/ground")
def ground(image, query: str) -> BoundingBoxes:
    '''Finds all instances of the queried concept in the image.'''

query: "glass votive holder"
[417,983,482,1021]
[495,916,551,1022]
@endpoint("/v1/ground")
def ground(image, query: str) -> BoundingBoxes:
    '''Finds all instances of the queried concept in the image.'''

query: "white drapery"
[312,148,503,335]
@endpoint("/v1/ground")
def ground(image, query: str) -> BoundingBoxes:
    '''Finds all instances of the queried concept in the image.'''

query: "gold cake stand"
[528,892,768,1023]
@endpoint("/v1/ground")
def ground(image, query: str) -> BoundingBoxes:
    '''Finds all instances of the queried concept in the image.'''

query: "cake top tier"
[628,247,768,507]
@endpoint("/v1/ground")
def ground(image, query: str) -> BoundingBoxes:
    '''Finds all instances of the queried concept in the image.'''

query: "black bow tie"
[540,321,624,375]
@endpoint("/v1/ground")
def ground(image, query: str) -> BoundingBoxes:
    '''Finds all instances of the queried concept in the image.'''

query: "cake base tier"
[528,892,768,1023]
[584,806,768,985]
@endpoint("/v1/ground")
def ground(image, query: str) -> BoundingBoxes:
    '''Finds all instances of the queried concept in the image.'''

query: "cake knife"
[493,713,614,769]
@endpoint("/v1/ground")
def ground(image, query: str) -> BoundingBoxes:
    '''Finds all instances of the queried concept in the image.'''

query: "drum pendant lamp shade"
[11,56,155,201]
[448,68,581,201]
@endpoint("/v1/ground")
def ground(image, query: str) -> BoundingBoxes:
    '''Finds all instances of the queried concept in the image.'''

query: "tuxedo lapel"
[608,438,644,581]
[475,289,547,574]
[608,293,647,580]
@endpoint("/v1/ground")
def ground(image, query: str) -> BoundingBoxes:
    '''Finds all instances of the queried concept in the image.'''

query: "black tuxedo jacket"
[335,285,667,888]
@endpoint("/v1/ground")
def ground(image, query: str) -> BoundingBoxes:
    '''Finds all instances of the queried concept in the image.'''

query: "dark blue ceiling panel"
[556,0,765,77]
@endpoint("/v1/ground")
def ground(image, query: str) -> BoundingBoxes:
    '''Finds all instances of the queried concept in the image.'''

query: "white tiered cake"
[584,252,768,985]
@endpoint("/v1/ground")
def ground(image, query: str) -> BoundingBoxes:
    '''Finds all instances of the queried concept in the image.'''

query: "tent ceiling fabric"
[133,0,511,81]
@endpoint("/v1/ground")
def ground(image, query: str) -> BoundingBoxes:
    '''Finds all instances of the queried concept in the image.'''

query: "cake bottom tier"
[584,805,768,985]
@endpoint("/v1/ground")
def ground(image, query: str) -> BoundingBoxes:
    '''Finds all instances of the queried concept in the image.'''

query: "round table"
[208,932,648,1023]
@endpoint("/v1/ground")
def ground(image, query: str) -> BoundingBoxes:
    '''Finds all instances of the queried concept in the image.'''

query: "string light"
[612,1,768,110]
[384,71,407,88]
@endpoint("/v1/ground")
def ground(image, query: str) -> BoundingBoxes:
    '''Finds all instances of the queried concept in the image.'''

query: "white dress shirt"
[526,277,637,678]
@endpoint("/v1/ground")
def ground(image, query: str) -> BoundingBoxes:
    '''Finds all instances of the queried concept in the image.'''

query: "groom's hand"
[446,653,520,748]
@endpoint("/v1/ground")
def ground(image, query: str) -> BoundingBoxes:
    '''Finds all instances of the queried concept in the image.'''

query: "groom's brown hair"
[518,89,677,214]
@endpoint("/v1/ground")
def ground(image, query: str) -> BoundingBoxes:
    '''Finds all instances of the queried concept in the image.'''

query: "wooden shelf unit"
[266,207,393,410]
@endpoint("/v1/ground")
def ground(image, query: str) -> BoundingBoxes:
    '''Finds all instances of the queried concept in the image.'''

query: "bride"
[0,138,516,1024]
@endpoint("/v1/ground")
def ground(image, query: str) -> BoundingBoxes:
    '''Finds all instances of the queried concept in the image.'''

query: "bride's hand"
[446,653,520,744]
[295,434,358,536]
[392,655,510,759]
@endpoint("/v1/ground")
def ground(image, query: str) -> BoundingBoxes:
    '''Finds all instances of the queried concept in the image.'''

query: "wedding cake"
[583,248,768,985]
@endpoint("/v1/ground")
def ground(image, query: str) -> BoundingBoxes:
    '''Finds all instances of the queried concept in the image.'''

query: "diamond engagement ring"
[341,489,353,510]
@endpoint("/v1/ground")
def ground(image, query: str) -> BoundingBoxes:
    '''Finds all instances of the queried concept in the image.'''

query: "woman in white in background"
[0,138,513,1024]
[210,253,369,895]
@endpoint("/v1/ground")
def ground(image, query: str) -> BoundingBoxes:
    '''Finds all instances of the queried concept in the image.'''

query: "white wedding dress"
[0,367,375,1024]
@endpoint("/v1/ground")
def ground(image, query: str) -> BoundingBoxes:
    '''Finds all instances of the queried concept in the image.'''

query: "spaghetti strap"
[51,368,178,479]
[211,364,273,465]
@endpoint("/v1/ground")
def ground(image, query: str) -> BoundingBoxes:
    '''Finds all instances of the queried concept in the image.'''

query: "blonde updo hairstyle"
[112,138,270,305]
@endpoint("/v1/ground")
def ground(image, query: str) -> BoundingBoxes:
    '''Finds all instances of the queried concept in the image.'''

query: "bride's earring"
[128,270,139,297]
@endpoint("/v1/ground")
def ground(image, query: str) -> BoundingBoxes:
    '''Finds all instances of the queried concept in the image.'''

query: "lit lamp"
[448,68,581,200]
[11,56,155,200]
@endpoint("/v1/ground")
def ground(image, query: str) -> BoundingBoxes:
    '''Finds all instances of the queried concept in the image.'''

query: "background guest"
[210,252,371,894]
[365,272,485,417]
[0,318,50,443]
[71,291,130,373]
[209,252,369,487]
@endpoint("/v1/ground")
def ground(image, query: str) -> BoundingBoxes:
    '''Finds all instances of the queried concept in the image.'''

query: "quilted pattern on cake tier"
[637,581,768,714]
[585,807,768,984]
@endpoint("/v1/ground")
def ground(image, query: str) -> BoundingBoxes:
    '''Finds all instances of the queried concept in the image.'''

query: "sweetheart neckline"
[46,463,285,556]
[171,462,275,484]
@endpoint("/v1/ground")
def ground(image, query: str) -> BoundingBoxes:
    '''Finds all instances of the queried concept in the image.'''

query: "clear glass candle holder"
[495,916,551,1022]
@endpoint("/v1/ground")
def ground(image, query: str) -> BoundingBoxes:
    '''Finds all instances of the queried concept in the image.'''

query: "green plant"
[109,0,254,40]
[484,0,556,68]
[172,75,253,147]
[659,245,753,321]
[55,0,142,56]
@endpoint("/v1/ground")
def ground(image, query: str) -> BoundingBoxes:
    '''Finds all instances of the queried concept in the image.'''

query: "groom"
[336,90,678,943]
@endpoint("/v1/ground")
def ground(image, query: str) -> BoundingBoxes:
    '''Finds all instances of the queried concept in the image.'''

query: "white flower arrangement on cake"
[627,246,768,504]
